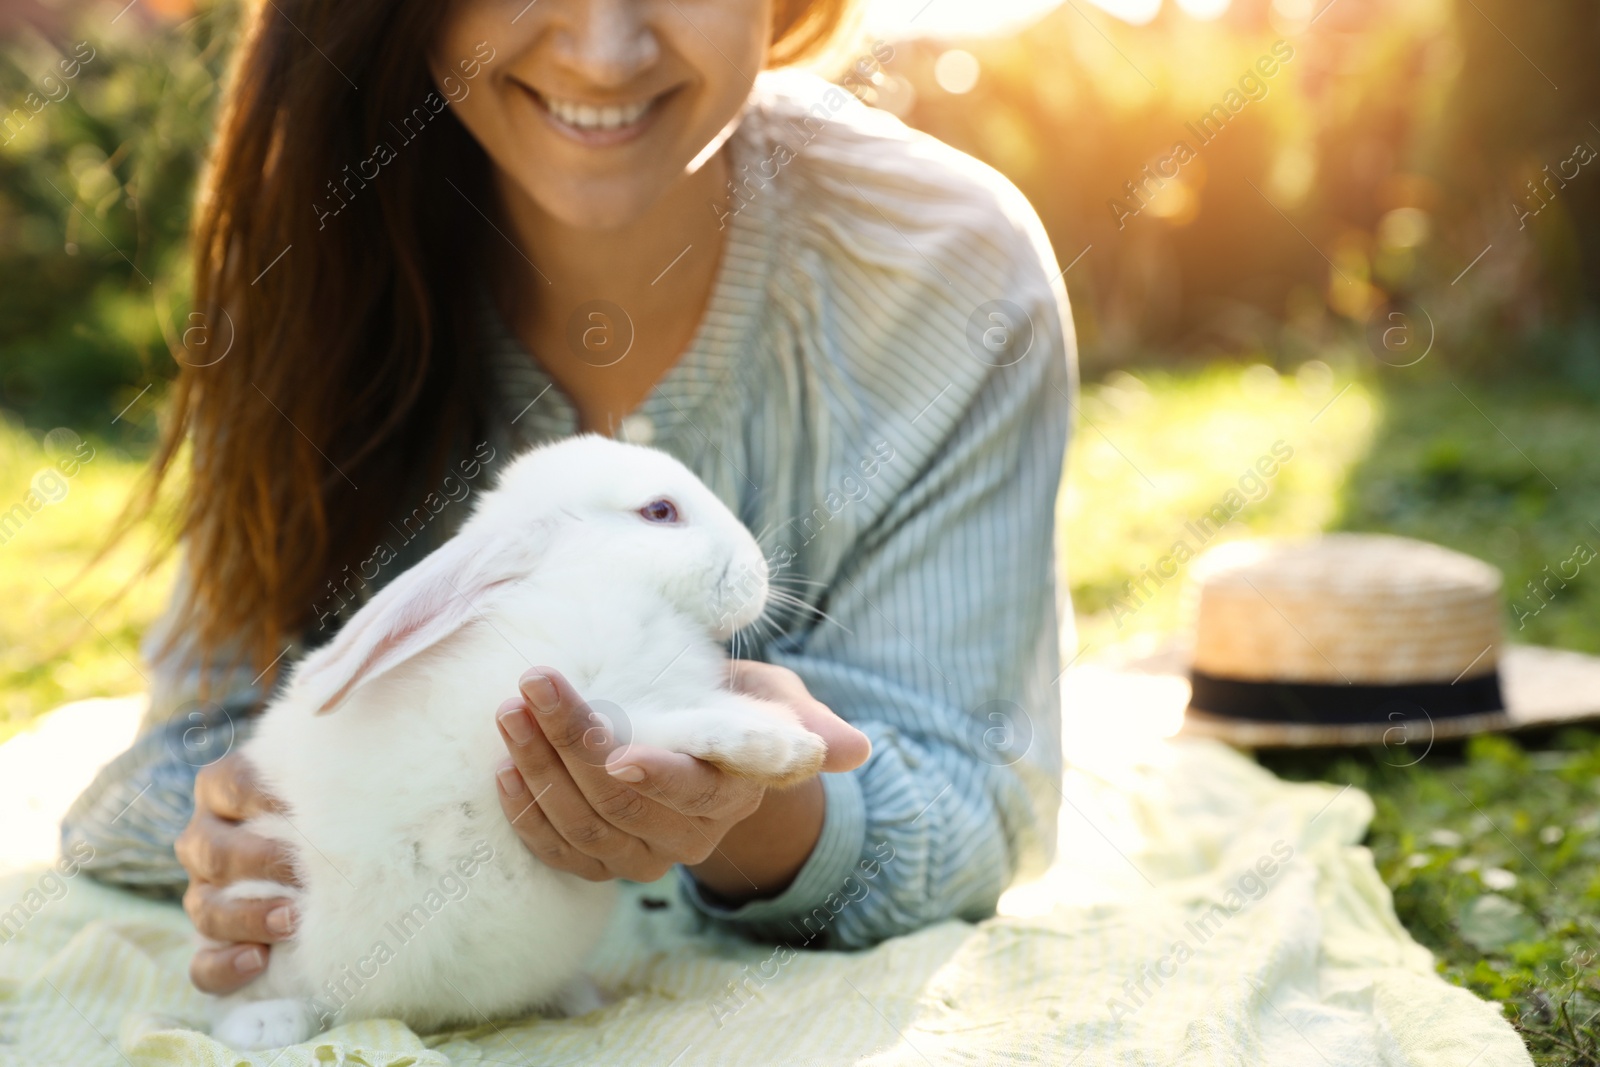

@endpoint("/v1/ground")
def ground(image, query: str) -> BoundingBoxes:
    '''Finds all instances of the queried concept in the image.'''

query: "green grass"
[1062,356,1600,1064]
[1062,360,1380,652]
[0,413,172,744]
[5,357,1600,1061]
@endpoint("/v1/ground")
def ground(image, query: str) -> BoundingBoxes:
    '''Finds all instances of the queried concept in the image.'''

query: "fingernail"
[265,905,295,937]
[522,670,560,712]
[497,763,527,797]
[235,946,265,974]
[608,764,646,783]
[498,706,535,745]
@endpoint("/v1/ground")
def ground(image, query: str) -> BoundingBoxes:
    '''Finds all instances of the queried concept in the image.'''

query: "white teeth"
[542,94,653,131]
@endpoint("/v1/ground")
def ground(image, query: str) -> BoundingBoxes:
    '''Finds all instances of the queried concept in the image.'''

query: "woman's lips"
[523,85,674,147]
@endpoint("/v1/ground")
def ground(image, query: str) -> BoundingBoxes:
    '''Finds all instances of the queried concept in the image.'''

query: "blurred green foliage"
[0,1,237,433]
[883,0,1600,383]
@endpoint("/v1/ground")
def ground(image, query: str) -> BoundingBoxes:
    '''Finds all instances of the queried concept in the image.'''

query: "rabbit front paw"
[630,699,830,787]
[684,717,827,787]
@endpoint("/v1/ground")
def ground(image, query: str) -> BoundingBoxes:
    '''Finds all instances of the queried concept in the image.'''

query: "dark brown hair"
[127,0,860,695]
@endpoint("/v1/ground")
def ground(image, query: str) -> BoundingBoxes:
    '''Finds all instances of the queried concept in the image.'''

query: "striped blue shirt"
[61,68,1076,949]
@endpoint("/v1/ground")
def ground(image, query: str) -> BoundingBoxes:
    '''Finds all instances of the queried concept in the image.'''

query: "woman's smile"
[435,0,768,229]
[519,83,681,147]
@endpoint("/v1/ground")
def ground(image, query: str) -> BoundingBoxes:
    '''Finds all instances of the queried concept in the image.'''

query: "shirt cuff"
[677,768,868,937]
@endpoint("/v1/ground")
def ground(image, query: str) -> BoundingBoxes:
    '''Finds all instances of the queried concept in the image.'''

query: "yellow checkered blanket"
[0,702,1529,1066]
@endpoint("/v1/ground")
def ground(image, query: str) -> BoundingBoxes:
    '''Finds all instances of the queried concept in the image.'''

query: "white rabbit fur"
[208,433,825,1050]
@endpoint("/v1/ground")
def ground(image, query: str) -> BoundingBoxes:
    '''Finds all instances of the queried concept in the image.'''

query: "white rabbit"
[207,433,826,1050]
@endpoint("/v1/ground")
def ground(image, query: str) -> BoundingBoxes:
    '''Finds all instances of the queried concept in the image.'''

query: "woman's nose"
[552,0,661,88]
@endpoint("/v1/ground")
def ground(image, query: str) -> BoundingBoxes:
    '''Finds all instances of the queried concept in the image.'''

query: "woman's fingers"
[496,684,659,870]
[179,751,298,997]
[613,747,764,825]
[182,880,296,944]
[514,669,687,832]
[194,751,283,821]
[189,941,269,996]
[517,668,616,773]
[493,763,610,880]
[175,813,297,886]
[497,693,623,856]
[794,700,871,774]
[494,757,669,881]
[182,877,293,995]
[526,665,753,818]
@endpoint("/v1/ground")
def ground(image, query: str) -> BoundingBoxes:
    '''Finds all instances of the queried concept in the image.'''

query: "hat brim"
[1073,641,1600,749]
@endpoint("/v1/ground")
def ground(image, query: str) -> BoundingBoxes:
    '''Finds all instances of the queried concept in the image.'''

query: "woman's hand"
[175,751,298,994]
[494,662,870,900]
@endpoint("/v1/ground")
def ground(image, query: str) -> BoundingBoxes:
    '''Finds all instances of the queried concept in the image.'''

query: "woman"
[63,0,1074,998]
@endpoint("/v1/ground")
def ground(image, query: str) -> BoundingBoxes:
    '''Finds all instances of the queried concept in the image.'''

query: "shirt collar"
[483,109,778,454]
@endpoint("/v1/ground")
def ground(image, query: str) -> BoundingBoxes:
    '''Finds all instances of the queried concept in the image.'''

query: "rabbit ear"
[298,526,534,716]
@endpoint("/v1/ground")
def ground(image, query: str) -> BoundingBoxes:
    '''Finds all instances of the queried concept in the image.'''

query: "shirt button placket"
[619,411,656,446]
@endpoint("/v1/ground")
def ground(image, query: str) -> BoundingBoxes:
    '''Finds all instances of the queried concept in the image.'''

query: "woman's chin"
[530,183,684,234]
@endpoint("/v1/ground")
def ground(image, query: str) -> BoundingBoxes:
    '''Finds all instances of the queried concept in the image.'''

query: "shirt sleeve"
[58,560,271,897]
[677,280,1073,949]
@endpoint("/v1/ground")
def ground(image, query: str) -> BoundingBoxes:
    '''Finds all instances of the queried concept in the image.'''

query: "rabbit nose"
[713,556,767,630]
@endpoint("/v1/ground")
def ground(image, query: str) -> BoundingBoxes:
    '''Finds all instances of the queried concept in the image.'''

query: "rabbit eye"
[639,498,680,524]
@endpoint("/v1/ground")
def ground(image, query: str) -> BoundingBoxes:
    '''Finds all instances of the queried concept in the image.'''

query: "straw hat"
[1083,533,1600,748]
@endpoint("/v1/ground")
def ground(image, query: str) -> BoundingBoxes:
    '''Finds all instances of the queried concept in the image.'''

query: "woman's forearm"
[685,774,825,902]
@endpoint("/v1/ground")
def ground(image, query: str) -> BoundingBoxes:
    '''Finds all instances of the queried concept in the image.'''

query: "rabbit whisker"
[765,591,851,634]
[770,574,827,590]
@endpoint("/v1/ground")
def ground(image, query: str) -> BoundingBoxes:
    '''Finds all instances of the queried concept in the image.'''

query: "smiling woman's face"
[433,0,774,231]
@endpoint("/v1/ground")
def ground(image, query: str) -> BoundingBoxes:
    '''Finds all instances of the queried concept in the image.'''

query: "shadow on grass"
[1329,372,1600,652]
